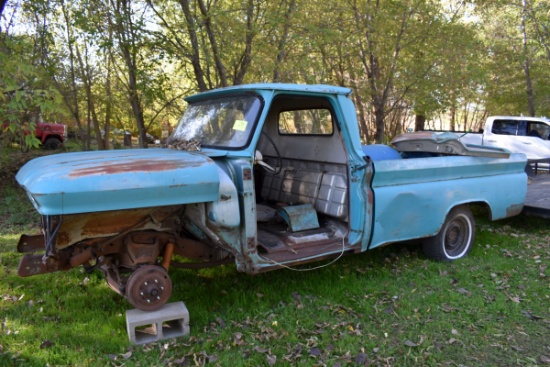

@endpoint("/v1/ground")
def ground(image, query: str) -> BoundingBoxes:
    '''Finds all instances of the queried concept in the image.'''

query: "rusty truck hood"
[16,148,220,215]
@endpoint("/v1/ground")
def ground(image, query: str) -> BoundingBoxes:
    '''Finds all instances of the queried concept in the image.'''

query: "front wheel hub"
[125,265,172,311]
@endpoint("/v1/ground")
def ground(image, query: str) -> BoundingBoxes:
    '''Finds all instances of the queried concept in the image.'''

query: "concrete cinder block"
[126,301,190,345]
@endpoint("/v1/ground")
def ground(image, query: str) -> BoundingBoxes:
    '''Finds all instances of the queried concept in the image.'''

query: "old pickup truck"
[15,84,527,311]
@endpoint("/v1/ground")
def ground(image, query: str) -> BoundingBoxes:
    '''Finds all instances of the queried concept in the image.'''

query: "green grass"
[0,149,549,366]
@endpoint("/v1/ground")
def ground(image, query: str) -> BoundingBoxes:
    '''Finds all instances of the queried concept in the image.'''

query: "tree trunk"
[233,0,255,85]
[415,114,426,132]
[521,0,535,116]
[178,0,208,91]
[59,0,86,148]
[273,0,296,82]
[76,44,104,150]
[374,104,385,143]
[103,52,113,150]
[197,0,227,87]
[114,0,147,147]
[125,52,147,147]
[450,106,456,131]
[352,0,408,144]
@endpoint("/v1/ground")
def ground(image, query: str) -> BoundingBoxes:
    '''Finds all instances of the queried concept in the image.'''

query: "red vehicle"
[2,120,67,149]
[34,121,67,149]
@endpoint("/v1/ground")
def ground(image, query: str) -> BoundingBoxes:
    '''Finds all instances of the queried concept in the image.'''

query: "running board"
[17,234,45,253]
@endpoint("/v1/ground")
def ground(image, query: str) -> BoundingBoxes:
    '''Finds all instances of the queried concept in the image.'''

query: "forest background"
[1,0,549,149]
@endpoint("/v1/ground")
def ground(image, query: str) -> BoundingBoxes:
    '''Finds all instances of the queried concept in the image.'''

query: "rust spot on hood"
[68,159,201,177]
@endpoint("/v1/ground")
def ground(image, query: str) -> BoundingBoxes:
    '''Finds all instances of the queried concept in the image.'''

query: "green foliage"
[0,32,65,149]
[2,0,550,146]
[479,0,550,116]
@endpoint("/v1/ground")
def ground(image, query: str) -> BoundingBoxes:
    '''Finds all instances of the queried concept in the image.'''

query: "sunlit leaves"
[0,33,63,149]
[478,0,550,116]
[2,0,549,147]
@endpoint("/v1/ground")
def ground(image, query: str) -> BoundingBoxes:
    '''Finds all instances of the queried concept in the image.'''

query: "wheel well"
[43,136,63,149]
[467,201,493,220]
[44,135,62,141]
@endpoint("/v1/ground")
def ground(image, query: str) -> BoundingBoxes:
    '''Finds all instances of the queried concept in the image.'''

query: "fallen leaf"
[418,335,425,345]
[216,317,226,328]
[40,340,54,349]
[254,346,269,354]
[309,347,321,357]
[504,291,521,303]
[405,340,417,347]
[540,355,550,364]
[456,287,471,296]
[172,357,188,365]
[267,354,277,366]
[355,352,368,364]
[522,310,542,320]
[283,345,303,361]
[233,332,245,346]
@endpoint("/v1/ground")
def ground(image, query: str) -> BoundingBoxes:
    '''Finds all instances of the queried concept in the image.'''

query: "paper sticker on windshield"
[233,119,248,131]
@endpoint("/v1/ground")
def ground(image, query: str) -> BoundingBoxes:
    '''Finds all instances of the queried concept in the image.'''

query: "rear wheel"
[422,206,475,261]
[44,137,62,149]
[125,265,172,311]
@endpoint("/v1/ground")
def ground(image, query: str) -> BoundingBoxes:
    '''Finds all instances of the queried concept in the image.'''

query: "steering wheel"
[255,133,282,174]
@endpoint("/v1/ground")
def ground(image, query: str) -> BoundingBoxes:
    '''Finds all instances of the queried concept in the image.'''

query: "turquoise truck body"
[15,84,527,311]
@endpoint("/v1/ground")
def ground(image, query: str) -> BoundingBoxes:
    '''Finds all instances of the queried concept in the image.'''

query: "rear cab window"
[278,108,334,135]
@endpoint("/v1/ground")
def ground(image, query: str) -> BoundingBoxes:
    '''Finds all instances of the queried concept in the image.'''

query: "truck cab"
[34,121,67,149]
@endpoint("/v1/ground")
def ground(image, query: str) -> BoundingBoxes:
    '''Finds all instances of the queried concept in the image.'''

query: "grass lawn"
[0,148,548,366]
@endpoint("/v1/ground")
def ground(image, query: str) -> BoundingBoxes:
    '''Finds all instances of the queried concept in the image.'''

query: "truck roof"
[185,83,353,102]
[488,115,550,123]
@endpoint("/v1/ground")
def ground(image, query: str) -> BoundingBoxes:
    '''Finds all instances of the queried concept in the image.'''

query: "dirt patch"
[1,149,54,183]
[0,149,55,229]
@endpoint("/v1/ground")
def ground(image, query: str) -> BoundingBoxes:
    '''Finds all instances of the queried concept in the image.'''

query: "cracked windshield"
[170,95,262,149]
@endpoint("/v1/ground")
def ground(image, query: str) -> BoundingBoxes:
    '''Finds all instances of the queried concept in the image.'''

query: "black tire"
[422,206,475,261]
[44,137,62,149]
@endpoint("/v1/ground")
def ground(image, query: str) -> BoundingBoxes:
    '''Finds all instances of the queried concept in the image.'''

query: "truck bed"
[368,153,527,249]
[391,131,505,157]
